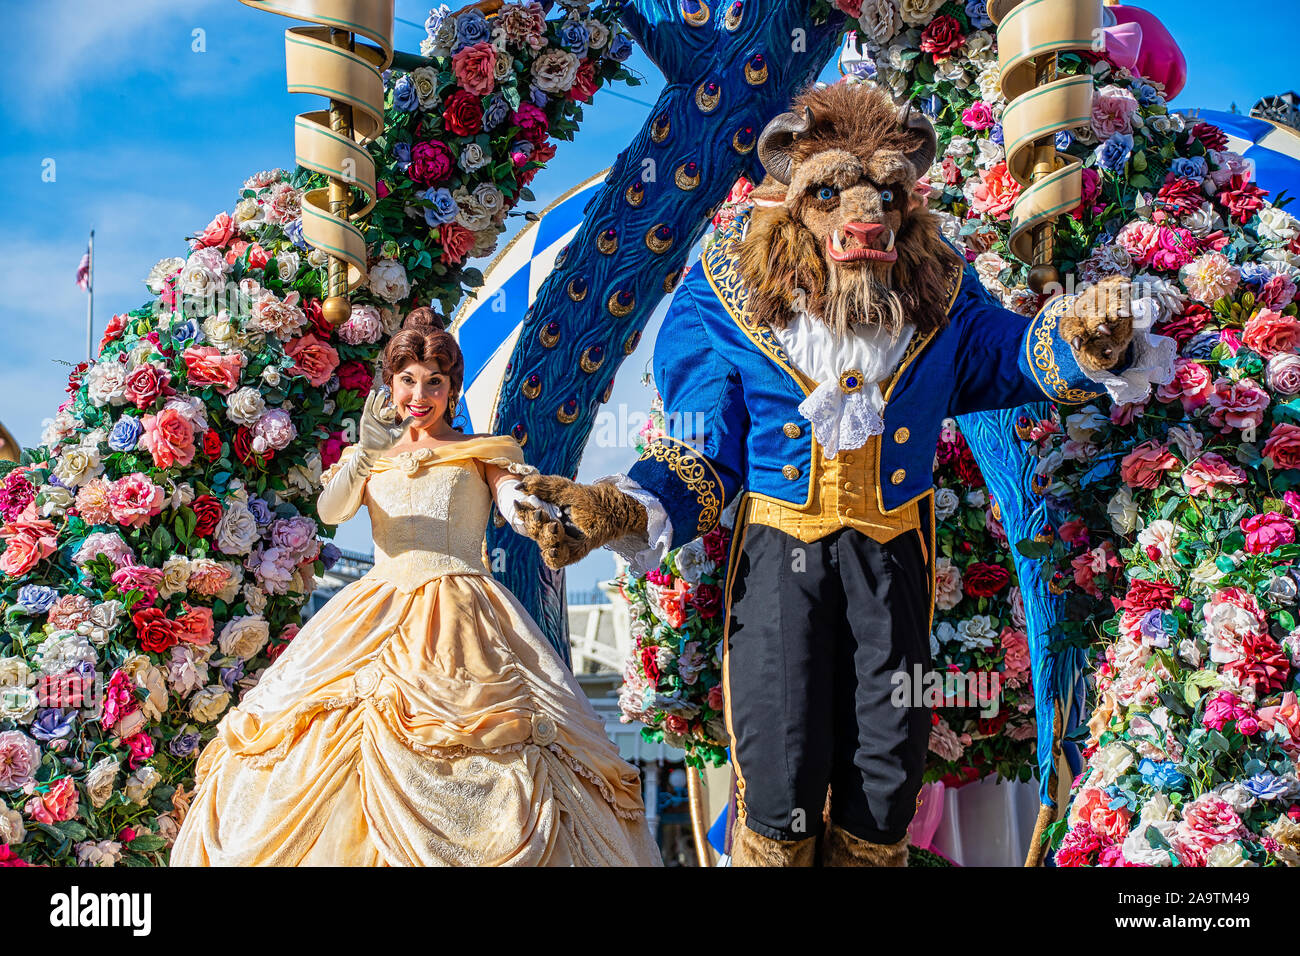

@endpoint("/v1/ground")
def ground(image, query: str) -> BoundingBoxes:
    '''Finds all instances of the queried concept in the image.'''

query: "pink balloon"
[1107,4,1188,100]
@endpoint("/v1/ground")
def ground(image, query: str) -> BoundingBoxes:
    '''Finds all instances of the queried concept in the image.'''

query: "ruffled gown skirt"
[170,571,662,866]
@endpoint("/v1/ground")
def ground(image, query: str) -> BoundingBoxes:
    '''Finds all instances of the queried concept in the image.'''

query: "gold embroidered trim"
[1026,296,1105,404]
[638,435,722,536]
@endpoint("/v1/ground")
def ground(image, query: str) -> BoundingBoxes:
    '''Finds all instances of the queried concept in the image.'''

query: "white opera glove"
[317,389,410,525]
[496,477,563,534]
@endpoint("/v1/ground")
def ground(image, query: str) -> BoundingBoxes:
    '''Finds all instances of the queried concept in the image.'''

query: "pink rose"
[961,101,996,131]
[1240,511,1295,554]
[1180,452,1247,496]
[967,161,1020,221]
[338,304,383,345]
[111,564,164,606]
[0,731,41,790]
[1267,353,1300,395]
[1120,440,1178,490]
[1155,358,1213,411]
[1264,423,1300,470]
[999,627,1031,684]
[451,41,497,95]
[284,333,340,388]
[1242,308,1300,358]
[1207,377,1269,432]
[0,515,58,577]
[107,473,165,529]
[1258,691,1300,749]
[24,777,79,824]
[122,362,172,410]
[193,212,236,249]
[1259,273,1297,310]
[140,407,196,469]
[1091,84,1139,139]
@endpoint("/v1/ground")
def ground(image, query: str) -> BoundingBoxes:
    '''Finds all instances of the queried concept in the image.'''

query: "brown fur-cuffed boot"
[730,819,817,867]
[820,822,909,867]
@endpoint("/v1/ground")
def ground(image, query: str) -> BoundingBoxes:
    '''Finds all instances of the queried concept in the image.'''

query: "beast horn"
[756,105,814,185]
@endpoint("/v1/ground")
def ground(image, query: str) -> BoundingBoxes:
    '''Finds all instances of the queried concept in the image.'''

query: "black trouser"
[724,522,932,845]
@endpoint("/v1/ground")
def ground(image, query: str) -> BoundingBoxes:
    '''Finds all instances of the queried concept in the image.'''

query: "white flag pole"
[85,229,94,361]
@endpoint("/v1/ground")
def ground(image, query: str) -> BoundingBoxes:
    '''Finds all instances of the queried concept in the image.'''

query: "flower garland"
[0,1,637,866]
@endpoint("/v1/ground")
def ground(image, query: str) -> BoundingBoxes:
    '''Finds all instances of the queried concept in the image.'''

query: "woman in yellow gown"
[171,310,662,866]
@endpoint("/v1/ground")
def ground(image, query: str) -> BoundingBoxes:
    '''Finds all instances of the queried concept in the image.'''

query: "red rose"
[132,606,179,654]
[319,431,347,471]
[194,212,236,249]
[443,90,483,136]
[174,603,215,645]
[1219,174,1268,225]
[1221,632,1290,693]
[1191,122,1228,151]
[567,60,599,103]
[437,222,475,265]
[964,562,1010,598]
[191,494,223,537]
[232,426,272,468]
[702,526,730,563]
[407,140,454,186]
[919,15,964,58]
[1154,174,1202,222]
[640,646,661,685]
[100,314,129,352]
[304,297,333,338]
[336,360,374,393]
[202,428,223,461]
[1123,578,1175,614]
[1155,302,1213,344]
[954,450,983,485]
[690,583,722,618]
[284,332,341,387]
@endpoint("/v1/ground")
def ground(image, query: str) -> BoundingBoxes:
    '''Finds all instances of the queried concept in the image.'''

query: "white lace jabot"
[772,312,915,459]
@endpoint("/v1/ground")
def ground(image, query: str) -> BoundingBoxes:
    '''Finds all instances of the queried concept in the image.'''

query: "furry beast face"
[734,83,962,339]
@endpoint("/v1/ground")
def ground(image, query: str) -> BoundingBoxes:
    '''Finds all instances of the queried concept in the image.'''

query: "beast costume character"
[517,82,1169,866]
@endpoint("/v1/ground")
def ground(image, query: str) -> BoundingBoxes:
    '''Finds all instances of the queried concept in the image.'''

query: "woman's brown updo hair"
[380,307,465,428]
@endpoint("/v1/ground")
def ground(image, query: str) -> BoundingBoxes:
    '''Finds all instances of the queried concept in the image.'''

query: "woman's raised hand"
[359,388,413,457]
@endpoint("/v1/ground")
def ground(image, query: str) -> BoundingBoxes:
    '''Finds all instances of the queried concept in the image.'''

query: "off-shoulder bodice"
[321,435,537,592]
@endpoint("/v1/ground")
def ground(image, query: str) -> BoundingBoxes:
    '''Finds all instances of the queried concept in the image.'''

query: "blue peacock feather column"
[487,0,847,661]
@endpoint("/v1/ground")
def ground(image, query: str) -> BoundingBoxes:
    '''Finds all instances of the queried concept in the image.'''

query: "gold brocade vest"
[739,365,930,561]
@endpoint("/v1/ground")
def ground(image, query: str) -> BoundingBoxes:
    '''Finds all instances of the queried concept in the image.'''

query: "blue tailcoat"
[628,209,1109,548]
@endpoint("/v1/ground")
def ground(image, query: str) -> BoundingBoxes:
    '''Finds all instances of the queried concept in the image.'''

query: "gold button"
[782,464,799,480]
[894,427,910,444]
[783,422,801,438]
[531,713,557,746]
[845,507,854,517]
[890,468,906,485]
[842,454,853,466]
[844,481,853,491]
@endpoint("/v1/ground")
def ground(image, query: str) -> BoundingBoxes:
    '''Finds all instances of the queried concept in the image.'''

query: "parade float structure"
[4,0,1300,869]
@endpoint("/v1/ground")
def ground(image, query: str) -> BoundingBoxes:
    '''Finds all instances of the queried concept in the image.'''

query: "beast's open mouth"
[826,223,897,263]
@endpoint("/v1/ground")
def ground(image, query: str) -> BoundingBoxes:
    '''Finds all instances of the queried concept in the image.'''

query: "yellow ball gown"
[170,435,662,866]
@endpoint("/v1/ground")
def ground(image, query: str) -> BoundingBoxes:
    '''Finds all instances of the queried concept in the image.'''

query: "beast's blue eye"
[817,186,835,200]
[880,188,894,202]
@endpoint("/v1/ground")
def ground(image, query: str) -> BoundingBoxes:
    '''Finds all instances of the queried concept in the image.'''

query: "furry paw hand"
[1063,276,1134,371]
[516,474,649,571]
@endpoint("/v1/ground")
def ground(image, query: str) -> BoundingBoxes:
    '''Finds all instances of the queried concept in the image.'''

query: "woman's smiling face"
[390,359,452,435]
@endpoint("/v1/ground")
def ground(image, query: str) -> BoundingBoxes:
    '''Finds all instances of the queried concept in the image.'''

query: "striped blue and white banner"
[1180,108,1300,201]
[451,170,610,434]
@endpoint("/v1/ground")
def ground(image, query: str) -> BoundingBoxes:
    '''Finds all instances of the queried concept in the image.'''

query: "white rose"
[956,615,997,651]
[1258,206,1300,244]
[974,137,1004,169]
[146,257,185,294]
[368,259,411,304]
[0,685,37,723]
[1121,818,1177,866]
[934,58,969,89]
[1206,841,1256,867]
[242,582,269,615]
[39,484,74,519]
[86,362,129,407]
[85,755,120,809]
[53,444,103,489]
[157,556,192,599]
[232,197,261,227]
[218,614,270,661]
[458,142,490,173]
[189,685,232,723]
[275,249,301,282]
[215,500,259,555]
[1090,742,1135,787]
[307,247,330,269]
[202,311,242,351]
[0,806,25,845]
[858,0,902,46]
[226,386,267,427]
[74,839,123,867]
[946,135,973,158]
[673,540,709,584]
[933,487,960,521]
[1137,519,1178,567]
[899,0,944,26]
[124,765,163,806]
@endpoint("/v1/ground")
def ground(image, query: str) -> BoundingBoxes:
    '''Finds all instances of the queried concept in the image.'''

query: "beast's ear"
[897,102,938,180]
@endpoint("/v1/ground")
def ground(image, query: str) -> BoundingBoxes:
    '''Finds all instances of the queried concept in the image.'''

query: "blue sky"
[0,0,1294,592]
